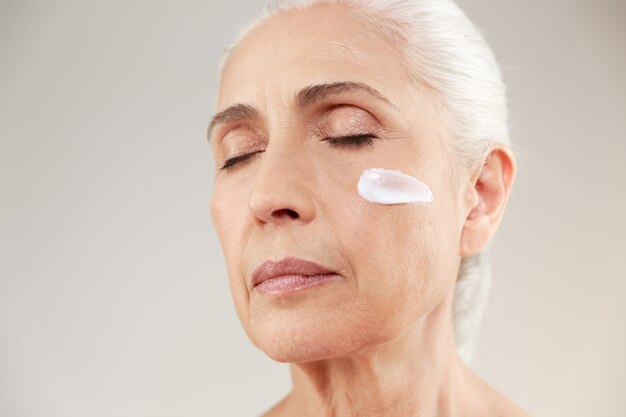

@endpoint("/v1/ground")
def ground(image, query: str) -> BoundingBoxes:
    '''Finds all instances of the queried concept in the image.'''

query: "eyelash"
[321,133,376,148]
[219,133,377,171]
[220,150,265,170]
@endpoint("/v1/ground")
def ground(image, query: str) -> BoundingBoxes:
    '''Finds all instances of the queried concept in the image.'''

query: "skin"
[209,3,529,417]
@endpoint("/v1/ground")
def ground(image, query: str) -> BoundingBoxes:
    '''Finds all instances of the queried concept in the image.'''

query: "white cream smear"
[357,168,433,205]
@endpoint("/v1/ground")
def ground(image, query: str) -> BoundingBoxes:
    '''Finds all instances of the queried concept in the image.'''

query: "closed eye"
[219,134,377,171]
[322,133,377,147]
[219,150,265,170]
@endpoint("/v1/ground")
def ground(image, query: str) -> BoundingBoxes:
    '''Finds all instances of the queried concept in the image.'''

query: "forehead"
[216,3,417,112]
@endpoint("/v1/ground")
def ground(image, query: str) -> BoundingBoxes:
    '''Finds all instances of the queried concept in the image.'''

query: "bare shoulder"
[491,395,532,417]
[461,366,531,417]
[258,393,292,417]
[480,380,533,417]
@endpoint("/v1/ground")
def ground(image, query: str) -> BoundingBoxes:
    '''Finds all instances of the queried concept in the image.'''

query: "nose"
[248,145,316,228]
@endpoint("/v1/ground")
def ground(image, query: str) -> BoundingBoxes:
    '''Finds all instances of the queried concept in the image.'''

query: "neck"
[284,289,483,417]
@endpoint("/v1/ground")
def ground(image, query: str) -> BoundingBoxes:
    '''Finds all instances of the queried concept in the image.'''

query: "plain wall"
[1,0,624,416]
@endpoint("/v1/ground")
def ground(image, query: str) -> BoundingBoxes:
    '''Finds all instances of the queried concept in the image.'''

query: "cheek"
[324,168,458,321]
[210,184,240,257]
[210,184,251,306]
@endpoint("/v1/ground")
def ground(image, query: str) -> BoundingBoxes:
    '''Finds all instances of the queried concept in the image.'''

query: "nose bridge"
[247,124,316,227]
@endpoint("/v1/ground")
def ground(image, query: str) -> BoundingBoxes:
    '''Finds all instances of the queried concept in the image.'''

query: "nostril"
[272,208,299,219]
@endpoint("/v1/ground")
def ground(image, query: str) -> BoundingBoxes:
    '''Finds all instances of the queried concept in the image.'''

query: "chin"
[249,318,374,364]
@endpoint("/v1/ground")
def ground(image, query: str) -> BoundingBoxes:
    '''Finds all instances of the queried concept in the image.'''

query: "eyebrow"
[207,81,392,142]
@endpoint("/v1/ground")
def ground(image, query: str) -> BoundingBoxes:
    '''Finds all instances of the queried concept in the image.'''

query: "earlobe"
[459,145,516,257]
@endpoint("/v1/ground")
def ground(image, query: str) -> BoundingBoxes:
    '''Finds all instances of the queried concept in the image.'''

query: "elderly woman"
[209,0,528,415]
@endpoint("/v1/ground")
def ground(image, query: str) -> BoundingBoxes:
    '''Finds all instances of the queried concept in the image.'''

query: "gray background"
[1,0,624,416]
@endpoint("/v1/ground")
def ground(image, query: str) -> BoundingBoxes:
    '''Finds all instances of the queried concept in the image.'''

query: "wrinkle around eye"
[312,104,385,140]
[214,121,266,145]
[217,125,267,159]
[321,101,394,130]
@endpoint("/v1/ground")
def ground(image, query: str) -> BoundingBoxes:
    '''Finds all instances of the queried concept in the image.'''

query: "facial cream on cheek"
[357,168,433,204]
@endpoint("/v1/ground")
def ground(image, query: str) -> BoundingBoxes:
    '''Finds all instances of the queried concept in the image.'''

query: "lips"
[251,256,337,288]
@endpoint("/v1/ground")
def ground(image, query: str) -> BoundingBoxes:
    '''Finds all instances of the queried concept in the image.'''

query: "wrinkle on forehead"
[221,4,407,73]
[325,40,363,63]
[214,3,430,129]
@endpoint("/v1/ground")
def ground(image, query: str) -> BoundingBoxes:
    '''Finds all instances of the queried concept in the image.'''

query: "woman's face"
[210,4,468,362]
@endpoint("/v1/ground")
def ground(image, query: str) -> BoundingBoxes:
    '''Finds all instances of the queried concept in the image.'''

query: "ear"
[459,145,516,257]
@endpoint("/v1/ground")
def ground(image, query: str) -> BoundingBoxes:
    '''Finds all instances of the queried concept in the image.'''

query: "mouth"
[251,256,341,295]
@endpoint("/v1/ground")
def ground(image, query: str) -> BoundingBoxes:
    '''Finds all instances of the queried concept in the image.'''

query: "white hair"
[215,0,511,363]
